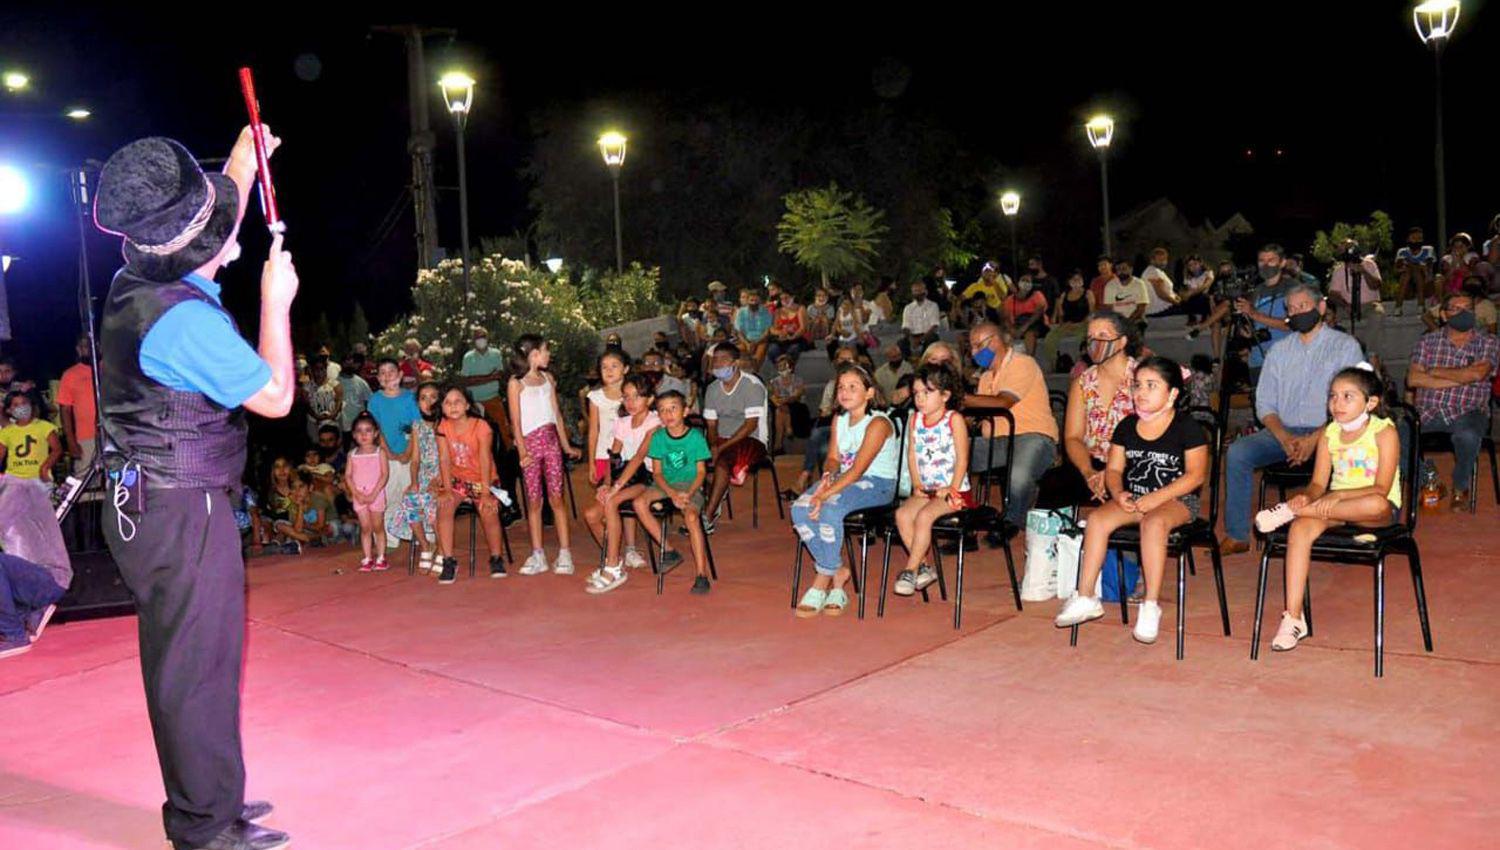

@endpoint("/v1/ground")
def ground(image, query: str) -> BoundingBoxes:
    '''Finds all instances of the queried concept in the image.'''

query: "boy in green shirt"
[633,391,713,594]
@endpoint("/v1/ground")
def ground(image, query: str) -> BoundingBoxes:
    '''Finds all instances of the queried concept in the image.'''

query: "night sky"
[1,1,1494,381]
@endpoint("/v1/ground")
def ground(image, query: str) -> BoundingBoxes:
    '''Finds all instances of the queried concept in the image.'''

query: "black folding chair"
[788,408,907,620]
[1251,403,1432,677]
[1067,405,1231,660]
[917,406,1024,629]
[623,496,719,594]
[723,452,785,528]
[1417,407,1498,514]
[408,499,515,578]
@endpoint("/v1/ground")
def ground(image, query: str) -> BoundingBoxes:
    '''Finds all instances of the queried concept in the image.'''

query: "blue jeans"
[791,476,897,574]
[1426,408,1491,492]
[803,424,832,473]
[1224,425,1319,541]
[0,552,66,642]
[970,434,1058,527]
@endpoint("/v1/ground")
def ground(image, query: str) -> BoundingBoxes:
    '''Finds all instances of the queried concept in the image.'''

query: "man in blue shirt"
[1221,283,1363,553]
[93,130,295,850]
[1233,244,1295,372]
[459,326,508,432]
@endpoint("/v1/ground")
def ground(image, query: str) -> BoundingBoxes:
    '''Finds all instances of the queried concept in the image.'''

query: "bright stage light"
[0,165,30,214]
[66,107,91,120]
[3,71,28,91]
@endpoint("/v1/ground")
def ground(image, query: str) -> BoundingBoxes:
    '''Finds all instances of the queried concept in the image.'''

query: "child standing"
[402,382,444,574]
[437,385,508,583]
[345,412,391,572]
[586,350,629,486]
[1055,356,1208,644]
[790,363,901,617]
[893,363,973,597]
[507,335,583,576]
[631,390,713,594]
[583,375,661,593]
[1254,364,1401,651]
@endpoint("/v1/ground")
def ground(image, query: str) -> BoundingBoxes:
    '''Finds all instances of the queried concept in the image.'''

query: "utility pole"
[372,24,454,271]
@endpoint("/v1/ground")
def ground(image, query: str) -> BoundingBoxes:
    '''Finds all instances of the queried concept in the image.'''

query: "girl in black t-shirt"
[1054,357,1208,645]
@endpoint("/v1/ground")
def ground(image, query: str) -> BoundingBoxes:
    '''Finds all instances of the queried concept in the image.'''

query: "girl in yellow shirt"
[0,391,61,482]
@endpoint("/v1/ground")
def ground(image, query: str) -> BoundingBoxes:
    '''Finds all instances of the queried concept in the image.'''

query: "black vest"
[99,270,248,489]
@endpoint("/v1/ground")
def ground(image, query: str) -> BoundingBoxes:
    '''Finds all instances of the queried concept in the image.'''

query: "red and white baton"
[237,67,284,234]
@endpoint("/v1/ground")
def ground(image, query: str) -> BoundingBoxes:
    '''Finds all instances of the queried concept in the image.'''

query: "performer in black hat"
[94,126,297,850]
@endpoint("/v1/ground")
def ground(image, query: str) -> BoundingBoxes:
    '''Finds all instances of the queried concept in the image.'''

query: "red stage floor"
[3,457,1498,849]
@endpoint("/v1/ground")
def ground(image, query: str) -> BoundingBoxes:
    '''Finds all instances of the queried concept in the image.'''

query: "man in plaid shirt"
[1408,292,1500,509]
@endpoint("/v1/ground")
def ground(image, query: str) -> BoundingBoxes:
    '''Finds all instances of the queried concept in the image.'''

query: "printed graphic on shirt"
[1124,449,1183,496]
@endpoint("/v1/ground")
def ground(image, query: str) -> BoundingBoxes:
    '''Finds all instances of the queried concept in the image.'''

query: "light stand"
[55,165,107,524]
[1344,256,1365,343]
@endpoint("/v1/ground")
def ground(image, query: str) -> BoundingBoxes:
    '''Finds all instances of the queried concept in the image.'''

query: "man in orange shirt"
[56,334,98,475]
[964,321,1059,527]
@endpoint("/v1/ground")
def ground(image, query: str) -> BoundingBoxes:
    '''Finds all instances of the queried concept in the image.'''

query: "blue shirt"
[734,306,773,342]
[461,348,506,402]
[139,273,271,409]
[1255,324,1364,429]
[367,389,421,455]
[1248,284,1290,368]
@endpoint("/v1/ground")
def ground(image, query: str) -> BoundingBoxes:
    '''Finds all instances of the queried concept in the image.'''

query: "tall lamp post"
[598,131,627,273]
[1085,114,1115,258]
[1414,0,1460,249]
[1000,190,1021,282]
[439,71,475,303]
[0,164,29,344]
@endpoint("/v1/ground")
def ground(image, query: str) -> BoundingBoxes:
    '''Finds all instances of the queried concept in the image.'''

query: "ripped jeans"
[790,476,897,575]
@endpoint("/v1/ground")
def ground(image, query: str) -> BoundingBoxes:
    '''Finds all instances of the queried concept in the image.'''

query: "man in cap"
[93,126,296,849]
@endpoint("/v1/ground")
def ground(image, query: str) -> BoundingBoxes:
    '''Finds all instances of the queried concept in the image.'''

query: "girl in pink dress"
[344,412,391,572]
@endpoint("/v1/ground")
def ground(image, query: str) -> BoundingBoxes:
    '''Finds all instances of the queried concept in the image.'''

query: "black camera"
[1337,239,1363,264]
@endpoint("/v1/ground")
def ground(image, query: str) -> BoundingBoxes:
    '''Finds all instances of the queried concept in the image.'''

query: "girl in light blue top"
[791,363,900,617]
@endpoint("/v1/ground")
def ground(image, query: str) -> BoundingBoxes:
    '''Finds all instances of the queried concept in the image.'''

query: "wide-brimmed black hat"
[94,137,239,282]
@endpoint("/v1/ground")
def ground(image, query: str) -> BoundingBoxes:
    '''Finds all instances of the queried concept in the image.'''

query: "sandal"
[418,550,435,573]
[795,587,828,618]
[821,587,850,617]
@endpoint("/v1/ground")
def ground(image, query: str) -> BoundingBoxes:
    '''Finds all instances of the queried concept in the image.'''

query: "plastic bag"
[0,475,73,589]
[1022,507,1070,601]
[1098,550,1140,603]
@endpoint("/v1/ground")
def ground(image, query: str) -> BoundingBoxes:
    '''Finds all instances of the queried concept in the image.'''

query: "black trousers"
[104,486,246,849]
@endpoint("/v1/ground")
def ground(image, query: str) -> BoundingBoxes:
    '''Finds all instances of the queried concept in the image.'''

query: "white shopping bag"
[1054,525,1084,600]
[1021,508,1068,602]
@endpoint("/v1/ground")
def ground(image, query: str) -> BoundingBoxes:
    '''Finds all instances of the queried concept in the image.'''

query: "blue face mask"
[713,366,737,382]
[972,346,996,369]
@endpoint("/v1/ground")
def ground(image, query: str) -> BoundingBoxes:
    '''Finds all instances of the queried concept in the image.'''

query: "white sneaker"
[1271,612,1307,652]
[1255,503,1297,534]
[1133,600,1162,644]
[585,563,628,594]
[1054,595,1105,628]
[622,547,648,570]
[553,550,575,575]
[519,552,549,576]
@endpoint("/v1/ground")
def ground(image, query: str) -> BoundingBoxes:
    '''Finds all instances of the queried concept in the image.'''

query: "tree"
[1311,210,1395,296]
[776,183,887,287]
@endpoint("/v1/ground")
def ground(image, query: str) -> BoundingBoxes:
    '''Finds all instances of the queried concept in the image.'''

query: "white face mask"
[474,338,488,351]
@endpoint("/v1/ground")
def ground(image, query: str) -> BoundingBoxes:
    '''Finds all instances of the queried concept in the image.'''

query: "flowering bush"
[371,255,664,410]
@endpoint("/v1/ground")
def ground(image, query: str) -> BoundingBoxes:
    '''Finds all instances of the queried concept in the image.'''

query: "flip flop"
[795,587,828,618]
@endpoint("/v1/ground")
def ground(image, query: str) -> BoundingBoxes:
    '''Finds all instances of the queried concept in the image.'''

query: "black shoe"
[191,819,289,850]
[438,557,458,585]
[241,800,273,822]
[690,575,711,595]
[489,555,507,579]
[658,549,684,572]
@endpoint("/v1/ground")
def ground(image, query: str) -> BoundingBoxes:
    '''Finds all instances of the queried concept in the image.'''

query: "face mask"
[713,366,736,382]
[1135,398,1171,422]
[1340,411,1371,432]
[1257,264,1279,282]
[1446,310,1476,332]
[972,346,996,370]
[474,338,488,351]
[1088,339,1120,363]
[887,355,903,365]
[913,294,925,302]
[1019,282,1032,294]
[1286,309,1321,333]
[10,405,31,420]
[778,366,792,375]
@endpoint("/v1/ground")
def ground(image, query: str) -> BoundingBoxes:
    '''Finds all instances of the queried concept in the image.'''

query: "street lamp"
[439,71,475,303]
[65,107,91,120]
[1085,114,1115,258]
[598,131,627,273]
[1414,0,1460,250]
[3,71,27,92]
[1000,190,1021,281]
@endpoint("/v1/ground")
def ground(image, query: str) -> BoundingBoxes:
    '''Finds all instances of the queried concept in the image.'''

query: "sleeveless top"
[912,410,971,492]
[1324,416,1401,508]
[518,377,556,435]
[1061,290,1091,323]
[588,386,623,459]
[835,410,899,480]
[1078,358,1137,462]
[773,305,806,340]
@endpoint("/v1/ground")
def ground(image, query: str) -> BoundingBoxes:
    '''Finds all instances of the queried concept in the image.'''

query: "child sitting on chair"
[1054,356,1208,645]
